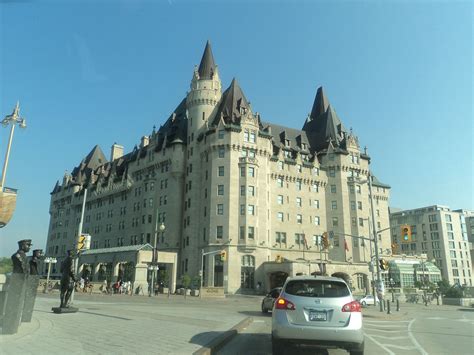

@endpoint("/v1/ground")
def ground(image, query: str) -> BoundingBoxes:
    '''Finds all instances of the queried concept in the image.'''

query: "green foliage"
[192,275,201,289]
[181,274,191,289]
[437,279,451,295]
[158,269,170,287]
[445,287,464,298]
[0,257,13,274]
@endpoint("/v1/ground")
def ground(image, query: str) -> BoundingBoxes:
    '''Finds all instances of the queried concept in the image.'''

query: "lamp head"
[159,223,166,232]
[19,119,27,129]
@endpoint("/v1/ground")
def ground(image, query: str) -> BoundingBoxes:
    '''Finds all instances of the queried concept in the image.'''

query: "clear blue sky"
[0,0,472,256]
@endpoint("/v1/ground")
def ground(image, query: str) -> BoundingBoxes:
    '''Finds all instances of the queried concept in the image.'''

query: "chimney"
[110,143,124,161]
[140,136,149,148]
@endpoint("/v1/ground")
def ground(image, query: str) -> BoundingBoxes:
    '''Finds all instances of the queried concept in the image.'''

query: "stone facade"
[45,42,391,294]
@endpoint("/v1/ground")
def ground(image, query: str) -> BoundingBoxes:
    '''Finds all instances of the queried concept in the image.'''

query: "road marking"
[369,334,410,340]
[426,317,444,320]
[385,344,418,350]
[366,328,404,332]
[408,319,429,355]
[364,332,396,355]
[365,320,410,323]
[364,323,407,328]
[254,320,265,323]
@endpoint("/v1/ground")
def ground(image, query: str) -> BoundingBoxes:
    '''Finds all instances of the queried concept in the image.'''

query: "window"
[359,218,364,227]
[429,223,438,231]
[330,185,336,193]
[277,177,283,187]
[296,165,302,173]
[428,214,437,222]
[248,205,255,215]
[314,199,320,208]
[349,185,355,194]
[250,130,256,143]
[445,214,452,222]
[218,129,225,139]
[277,212,284,222]
[248,167,255,177]
[240,185,245,196]
[448,241,455,249]
[276,232,287,244]
[218,146,225,158]
[296,180,302,191]
[430,232,439,240]
[312,183,319,192]
[248,226,255,239]
[432,241,440,249]
[218,166,224,176]
[331,201,337,210]
[277,195,283,204]
[314,216,320,225]
[240,204,245,215]
[329,168,335,177]
[449,250,456,258]
[296,197,302,207]
[356,185,361,194]
[244,129,249,142]
[297,214,302,224]
[217,204,224,215]
[351,217,357,227]
[350,201,356,210]
[216,226,223,239]
[446,223,453,231]
[248,186,255,196]
[357,201,362,210]
[240,226,245,239]
[217,185,224,195]
[278,161,284,170]
[332,217,338,227]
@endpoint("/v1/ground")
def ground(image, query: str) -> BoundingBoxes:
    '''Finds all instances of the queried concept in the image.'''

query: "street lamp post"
[43,257,57,293]
[150,214,165,297]
[1,102,27,189]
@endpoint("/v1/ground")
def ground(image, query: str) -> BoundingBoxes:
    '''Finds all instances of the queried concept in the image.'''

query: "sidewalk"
[0,293,256,355]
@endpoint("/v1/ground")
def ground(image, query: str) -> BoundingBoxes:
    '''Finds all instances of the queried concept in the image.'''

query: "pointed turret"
[310,87,329,119]
[71,145,108,184]
[212,78,251,126]
[198,40,216,80]
[303,86,348,152]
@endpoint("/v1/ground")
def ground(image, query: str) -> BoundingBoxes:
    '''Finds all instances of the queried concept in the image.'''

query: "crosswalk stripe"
[365,323,407,328]
[385,344,418,350]
[369,334,410,340]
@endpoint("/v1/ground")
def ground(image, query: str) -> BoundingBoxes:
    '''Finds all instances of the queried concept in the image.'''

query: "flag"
[344,238,349,251]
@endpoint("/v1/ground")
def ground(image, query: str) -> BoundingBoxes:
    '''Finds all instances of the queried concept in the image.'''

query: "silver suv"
[271,276,364,355]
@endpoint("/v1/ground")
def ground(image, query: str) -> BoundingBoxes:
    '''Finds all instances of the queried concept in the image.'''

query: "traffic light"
[391,242,398,254]
[401,225,412,243]
[220,250,226,262]
[275,255,282,263]
[77,234,91,252]
[321,232,330,249]
[379,258,389,271]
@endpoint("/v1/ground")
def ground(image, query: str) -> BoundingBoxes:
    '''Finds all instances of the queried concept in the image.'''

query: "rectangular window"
[314,216,320,225]
[248,185,255,196]
[218,129,225,139]
[278,161,284,170]
[217,204,224,215]
[277,177,283,187]
[277,195,283,204]
[248,226,255,239]
[314,199,320,209]
[330,185,337,193]
[248,167,255,177]
[349,185,355,194]
[240,204,245,215]
[352,217,357,227]
[329,168,335,177]
[356,185,361,194]
[218,166,224,176]
[250,130,256,143]
[240,226,245,239]
[359,218,364,227]
[358,201,362,210]
[296,180,302,191]
[331,200,337,210]
[312,183,319,192]
[218,146,225,158]
[217,185,224,196]
[428,214,437,222]
[216,226,223,239]
[332,217,338,227]
[297,214,302,224]
[240,185,246,196]
[277,212,284,222]
[350,201,356,210]
[296,197,302,207]
[244,129,249,142]
[248,205,255,215]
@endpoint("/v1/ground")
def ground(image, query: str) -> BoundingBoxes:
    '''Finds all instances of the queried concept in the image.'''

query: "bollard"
[387,300,391,314]
[396,299,400,311]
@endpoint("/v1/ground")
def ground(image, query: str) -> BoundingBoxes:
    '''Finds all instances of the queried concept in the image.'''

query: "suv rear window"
[284,280,350,298]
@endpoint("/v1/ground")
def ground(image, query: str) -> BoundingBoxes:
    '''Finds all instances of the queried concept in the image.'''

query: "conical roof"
[212,78,250,125]
[310,87,329,119]
[198,40,216,80]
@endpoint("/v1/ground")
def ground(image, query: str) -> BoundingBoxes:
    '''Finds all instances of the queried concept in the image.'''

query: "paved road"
[0,292,257,355]
[217,303,474,355]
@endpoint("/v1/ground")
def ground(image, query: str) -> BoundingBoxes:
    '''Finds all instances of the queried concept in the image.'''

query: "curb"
[193,317,253,355]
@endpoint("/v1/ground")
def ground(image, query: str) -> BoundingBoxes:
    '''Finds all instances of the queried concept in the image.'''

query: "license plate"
[309,311,327,321]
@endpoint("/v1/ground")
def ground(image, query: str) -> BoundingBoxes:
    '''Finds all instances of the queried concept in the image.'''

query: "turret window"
[218,129,225,139]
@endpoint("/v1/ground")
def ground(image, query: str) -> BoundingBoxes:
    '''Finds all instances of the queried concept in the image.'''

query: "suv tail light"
[275,297,296,310]
[342,300,361,312]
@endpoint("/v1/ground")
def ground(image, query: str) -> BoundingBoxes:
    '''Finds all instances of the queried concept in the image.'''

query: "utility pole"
[70,188,87,304]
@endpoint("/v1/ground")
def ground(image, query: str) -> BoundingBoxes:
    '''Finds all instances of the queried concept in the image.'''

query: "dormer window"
[302,143,306,150]
[285,139,291,147]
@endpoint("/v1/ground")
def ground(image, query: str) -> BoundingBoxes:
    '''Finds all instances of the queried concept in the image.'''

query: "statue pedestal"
[51,306,78,314]
[1,273,26,334]
[21,275,40,323]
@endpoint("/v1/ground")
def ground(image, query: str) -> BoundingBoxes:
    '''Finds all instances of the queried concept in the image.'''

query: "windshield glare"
[285,280,350,298]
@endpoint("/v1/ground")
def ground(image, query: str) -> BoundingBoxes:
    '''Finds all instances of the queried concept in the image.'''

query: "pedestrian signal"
[321,232,330,249]
[401,225,411,243]
[379,258,389,271]
[220,250,226,262]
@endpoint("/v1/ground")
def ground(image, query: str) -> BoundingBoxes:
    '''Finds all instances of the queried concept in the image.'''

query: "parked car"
[359,294,379,306]
[271,276,364,355]
[261,287,282,313]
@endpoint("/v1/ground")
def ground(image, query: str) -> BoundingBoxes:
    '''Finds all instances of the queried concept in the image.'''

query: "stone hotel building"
[45,42,391,294]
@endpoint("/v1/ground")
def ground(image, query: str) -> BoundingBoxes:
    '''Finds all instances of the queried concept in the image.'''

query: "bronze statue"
[21,249,43,323]
[59,250,76,308]
[2,239,32,334]
[11,239,32,274]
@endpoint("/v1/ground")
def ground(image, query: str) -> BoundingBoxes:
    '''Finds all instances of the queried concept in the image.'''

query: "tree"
[0,257,13,274]
[437,279,451,296]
